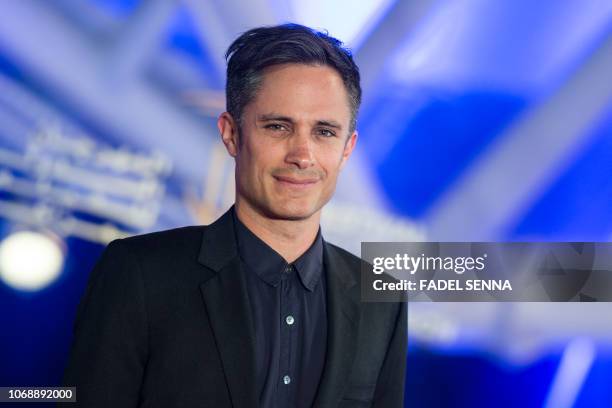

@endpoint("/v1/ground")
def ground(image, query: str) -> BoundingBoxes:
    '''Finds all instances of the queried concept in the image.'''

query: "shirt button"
[284,265,292,274]
[283,375,291,385]
[285,315,295,325]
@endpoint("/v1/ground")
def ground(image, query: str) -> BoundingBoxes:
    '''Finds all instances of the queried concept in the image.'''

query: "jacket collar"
[313,243,361,407]
[197,207,238,273]
[198,207,258,408]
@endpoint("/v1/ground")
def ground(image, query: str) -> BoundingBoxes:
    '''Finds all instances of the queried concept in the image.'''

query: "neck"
[234,201,321,263]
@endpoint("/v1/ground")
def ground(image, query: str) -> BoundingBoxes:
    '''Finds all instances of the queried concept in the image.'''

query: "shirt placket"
[279,263,295,406]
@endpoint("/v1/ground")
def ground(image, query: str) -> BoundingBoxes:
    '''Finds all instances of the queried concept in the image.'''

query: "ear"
[339,130,357,170]
[218,112,239,157]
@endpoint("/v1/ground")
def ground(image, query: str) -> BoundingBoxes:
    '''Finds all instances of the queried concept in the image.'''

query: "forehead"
[248,64,351,123]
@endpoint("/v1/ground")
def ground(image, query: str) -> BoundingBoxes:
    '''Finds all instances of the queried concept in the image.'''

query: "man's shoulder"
[122,225,206,246]
[324,241,361,267]
[324,241,366,282]
[109,225,208,263]
[93,225,215,288]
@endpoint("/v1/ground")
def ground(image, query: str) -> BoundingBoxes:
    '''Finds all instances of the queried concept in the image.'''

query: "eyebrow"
[257,114,343,130]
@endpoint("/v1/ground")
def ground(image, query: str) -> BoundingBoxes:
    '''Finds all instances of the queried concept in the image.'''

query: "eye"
[264,123,288,132]
[316,128,336,137]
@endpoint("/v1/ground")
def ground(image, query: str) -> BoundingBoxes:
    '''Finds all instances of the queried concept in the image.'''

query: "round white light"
[0,231,65,291]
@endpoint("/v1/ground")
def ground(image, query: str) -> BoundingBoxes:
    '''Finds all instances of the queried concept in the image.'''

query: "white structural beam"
[105,0,178,83]
[183,0,279,84]
[355,0,437,95]
[0,0,217,182]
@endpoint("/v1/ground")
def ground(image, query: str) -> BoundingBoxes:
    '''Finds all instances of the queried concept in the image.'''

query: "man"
[63,24,407,407]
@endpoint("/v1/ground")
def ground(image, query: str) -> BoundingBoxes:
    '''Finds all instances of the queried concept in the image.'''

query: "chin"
[267,201,320,221]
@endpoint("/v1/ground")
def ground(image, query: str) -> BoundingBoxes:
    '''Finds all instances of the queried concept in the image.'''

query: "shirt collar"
[232,207,324,291]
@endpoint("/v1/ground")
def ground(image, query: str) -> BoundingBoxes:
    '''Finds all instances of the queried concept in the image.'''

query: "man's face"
[219,63,357,221]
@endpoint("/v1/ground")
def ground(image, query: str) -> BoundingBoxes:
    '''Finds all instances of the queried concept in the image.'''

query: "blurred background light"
[0,230,64,291]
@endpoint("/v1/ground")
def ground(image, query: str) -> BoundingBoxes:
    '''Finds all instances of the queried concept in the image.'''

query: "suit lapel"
[314,243,361,407]
[198,209,258,408]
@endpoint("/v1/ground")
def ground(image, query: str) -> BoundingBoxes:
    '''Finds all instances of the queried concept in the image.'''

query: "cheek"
[318,147,346,176]
[238,143,276,184]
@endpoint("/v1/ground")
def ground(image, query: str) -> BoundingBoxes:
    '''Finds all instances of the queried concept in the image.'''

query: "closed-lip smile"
[274,175,319,185]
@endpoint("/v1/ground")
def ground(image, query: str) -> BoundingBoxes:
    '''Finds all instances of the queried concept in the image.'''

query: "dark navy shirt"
[233,211,327,408]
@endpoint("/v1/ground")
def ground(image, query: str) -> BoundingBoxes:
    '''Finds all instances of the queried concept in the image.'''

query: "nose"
[285,130,315,169]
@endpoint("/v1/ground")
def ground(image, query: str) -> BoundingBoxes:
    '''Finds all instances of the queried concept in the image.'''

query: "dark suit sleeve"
[372,299,408,408]
[61,239,148,408]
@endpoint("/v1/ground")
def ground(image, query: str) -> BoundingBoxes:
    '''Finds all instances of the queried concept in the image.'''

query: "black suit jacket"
[62,209,407,407]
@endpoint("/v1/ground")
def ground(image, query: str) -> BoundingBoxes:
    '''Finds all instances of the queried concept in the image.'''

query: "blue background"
[0,1,611,407]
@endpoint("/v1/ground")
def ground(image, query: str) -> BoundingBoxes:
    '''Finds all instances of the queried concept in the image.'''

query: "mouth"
[273,175,319,188]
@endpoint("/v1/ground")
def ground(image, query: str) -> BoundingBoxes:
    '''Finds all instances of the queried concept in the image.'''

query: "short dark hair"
[225,23,361,133]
